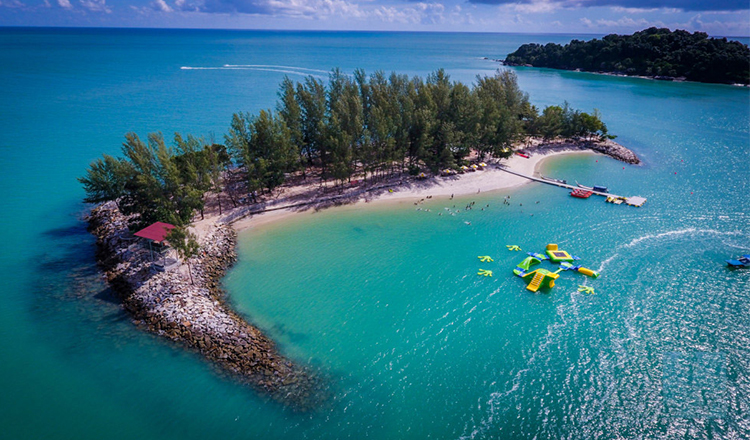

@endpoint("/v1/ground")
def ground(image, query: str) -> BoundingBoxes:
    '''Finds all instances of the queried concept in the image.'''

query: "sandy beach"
[225,149,597,233]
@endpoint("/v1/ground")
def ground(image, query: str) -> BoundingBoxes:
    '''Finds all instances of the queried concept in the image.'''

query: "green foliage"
[530,103,609,141]
[474,70,533,158]
[268,68,543,177]
[534,105,565,140]
[166,226,200,284]
[225,110,297,196]
[272,68,569,176]
[166,226,200,260]
[81,68,612,226]
[326,68,361,183]
[119,133,206,227]
[504,27,750,85]
[77,154,134,206]
[276,76,304,174]
[80,132,225,228]
[296,76,328,172]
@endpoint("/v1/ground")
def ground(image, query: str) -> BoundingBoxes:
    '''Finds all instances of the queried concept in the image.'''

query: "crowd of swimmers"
[414,193,542,219]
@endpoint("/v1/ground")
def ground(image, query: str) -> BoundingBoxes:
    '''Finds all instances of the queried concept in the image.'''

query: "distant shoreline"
[497,28,750,87]
[489,59,750,88]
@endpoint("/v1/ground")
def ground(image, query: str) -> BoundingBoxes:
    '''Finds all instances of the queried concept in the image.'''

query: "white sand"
[226,150,596,233]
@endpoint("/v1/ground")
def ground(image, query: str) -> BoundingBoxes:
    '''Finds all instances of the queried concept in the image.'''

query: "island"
[503,27,750,86]
[80,69,641,408]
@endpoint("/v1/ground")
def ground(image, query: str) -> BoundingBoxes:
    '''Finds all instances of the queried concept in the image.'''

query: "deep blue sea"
[1,28,749,439]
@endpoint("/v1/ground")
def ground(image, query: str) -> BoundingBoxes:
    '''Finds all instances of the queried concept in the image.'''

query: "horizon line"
[1,25,748,39]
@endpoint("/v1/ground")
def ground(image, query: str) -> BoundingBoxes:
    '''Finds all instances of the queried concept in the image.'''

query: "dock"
[498,166,646,207]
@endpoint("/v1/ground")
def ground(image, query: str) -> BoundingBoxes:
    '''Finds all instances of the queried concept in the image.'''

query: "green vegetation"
[504,27,750,85]
[79,132,230,228]
[531,103,610,142]
[80,69,609,227]
[166,226,200,284]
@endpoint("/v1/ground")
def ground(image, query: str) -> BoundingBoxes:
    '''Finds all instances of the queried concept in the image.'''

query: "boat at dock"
[496,167,647,207]
[576,181,608,193]
[541,175,567,184]
[570,188,593,198]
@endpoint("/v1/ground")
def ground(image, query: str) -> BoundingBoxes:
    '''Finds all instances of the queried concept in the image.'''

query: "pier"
[497,166,647,207]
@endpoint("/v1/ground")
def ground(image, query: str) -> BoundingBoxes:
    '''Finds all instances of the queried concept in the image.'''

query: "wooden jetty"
[497,166,646,207]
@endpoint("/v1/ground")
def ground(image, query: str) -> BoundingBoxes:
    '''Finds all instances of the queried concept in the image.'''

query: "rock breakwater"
[88,202,321,410]
[522,137,641,165]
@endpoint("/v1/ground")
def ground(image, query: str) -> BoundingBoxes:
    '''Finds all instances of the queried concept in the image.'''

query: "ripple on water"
[461,227,750,439]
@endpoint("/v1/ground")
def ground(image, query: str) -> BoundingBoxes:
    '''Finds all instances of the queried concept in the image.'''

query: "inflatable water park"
[513,244,600,292]
[477,243,601,293]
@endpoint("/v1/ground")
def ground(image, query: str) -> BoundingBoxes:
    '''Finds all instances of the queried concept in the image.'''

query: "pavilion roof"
[134,222,176,243]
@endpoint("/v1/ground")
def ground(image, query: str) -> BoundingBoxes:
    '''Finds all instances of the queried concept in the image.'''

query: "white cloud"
[315,0,367,19]
[373,5,430,24]
[203,0,366,18]
[510,0,561,13]
[0,0,25,7]
[611,6,680,13]
[193,0,456,25]
[99,0,748,35]
[572,10,749,35]
[360,1,480,26]
[594,16,655,28]
[152,0,173,11]
[415,2,446,24]
[57,0,72,8]
[676,13,750,36]
[79,0,110,12]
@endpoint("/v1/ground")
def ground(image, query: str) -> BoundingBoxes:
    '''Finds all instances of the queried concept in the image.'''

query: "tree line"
[80,68,610,228]
[79,133,232,228]
[504,27,750,85]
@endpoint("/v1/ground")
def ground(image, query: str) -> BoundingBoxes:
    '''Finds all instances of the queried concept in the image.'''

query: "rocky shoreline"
[88,201,321,410]
[522,137,641,165]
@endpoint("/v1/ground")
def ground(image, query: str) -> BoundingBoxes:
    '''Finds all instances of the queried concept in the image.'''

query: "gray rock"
[86,203,322,410]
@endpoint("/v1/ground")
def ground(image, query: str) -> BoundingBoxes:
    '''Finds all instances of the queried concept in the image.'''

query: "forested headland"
[79,69,611,227]
[504,28,750,85]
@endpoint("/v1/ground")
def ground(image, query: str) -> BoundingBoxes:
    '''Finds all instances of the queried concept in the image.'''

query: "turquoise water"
[1,28,748,439]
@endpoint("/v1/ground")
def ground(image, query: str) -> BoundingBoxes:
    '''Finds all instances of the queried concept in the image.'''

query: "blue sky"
[1,0,748,36]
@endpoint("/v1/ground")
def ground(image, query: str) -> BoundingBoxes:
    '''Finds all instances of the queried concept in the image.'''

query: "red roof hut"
[134,222,175,261]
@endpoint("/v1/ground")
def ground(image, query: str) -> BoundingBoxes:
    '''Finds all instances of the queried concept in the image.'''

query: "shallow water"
[1,28,748,439]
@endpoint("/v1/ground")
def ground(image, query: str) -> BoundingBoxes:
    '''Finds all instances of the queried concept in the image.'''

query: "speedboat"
[727,255,750,268]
